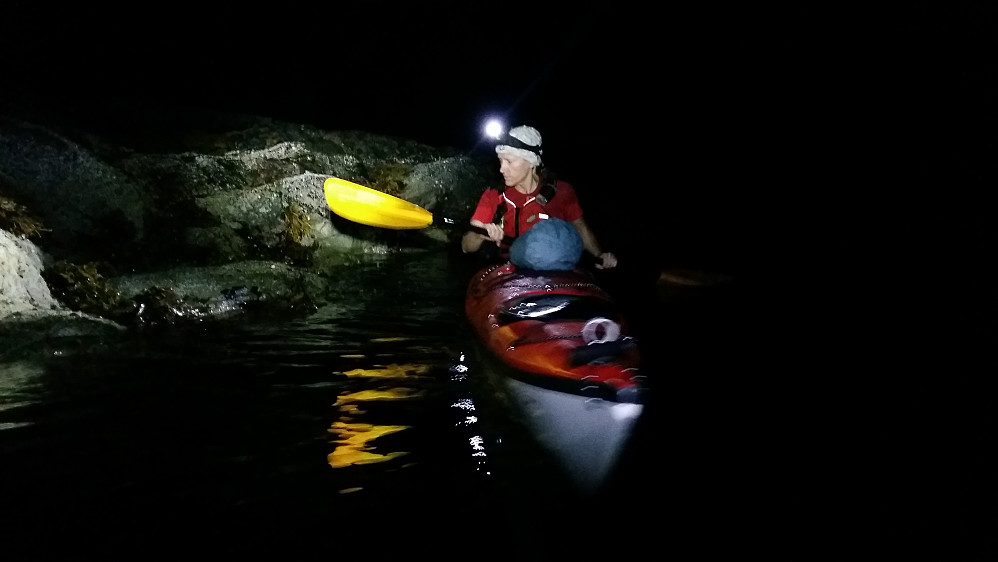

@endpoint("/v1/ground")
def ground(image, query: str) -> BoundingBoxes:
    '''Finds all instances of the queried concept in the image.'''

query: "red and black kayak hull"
[464,262,647,491]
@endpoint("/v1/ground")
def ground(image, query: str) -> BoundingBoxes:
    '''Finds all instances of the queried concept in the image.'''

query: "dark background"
[2,2,997,558]
[0,2,758,274]
[2,3,988,278]
[2,3,993,292]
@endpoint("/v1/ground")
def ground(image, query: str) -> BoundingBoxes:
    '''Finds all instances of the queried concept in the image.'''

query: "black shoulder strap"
[491,184,506,224]
[536,170,558,205]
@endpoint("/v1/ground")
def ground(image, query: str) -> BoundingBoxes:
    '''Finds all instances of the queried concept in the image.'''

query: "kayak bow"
[465,261,647,492]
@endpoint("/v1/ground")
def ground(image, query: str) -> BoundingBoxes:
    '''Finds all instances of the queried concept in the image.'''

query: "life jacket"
[491,171,558,238]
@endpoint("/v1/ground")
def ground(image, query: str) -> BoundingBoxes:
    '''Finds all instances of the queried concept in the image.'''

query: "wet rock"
[0,107,495,338]
[0,229,63,319]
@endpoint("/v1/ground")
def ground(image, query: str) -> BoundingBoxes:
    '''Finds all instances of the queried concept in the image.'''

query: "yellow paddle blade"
[323,177,433,229]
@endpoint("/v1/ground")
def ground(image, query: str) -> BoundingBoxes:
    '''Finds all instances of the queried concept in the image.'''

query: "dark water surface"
[0,250,742,560]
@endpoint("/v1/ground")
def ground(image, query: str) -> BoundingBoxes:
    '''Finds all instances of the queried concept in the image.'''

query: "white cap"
[495,125,543,166]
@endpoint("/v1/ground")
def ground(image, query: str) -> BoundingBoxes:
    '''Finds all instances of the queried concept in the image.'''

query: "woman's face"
[498,154,533,188]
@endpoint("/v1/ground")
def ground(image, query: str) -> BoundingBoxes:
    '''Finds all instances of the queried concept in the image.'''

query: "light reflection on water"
[0,250,745,560]
[0,252,596,558]
[328,363,429,472]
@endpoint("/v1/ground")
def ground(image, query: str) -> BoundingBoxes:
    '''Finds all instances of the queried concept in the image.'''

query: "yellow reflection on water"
[328,383,426,470]
[334,387,424,407]
[339,363,430,379]
[327,421,409,468]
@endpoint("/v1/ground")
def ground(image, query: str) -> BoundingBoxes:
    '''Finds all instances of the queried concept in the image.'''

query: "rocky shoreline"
[0,106,497,348]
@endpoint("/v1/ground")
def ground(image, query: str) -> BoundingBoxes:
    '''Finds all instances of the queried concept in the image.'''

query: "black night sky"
[3,3,993,275]
[0,2,761,273]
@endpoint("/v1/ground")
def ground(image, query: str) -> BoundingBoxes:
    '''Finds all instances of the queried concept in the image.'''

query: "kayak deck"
[465,262,645,403]
[464,261,648,492]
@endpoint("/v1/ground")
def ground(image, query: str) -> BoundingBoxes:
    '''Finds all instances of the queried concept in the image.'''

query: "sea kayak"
[464,261,647,492]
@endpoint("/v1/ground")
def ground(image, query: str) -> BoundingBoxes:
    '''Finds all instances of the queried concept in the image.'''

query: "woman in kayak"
[460,125,618,270]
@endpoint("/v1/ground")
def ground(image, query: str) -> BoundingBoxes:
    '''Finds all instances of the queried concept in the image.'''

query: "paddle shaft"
[464,223,602,269]
[466,224,515,246]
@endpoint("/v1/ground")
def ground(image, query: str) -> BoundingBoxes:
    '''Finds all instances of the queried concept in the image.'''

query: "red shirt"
[470,179,583,241]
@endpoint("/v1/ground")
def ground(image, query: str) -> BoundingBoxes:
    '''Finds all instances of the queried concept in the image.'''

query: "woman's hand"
[483,222,504,244]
